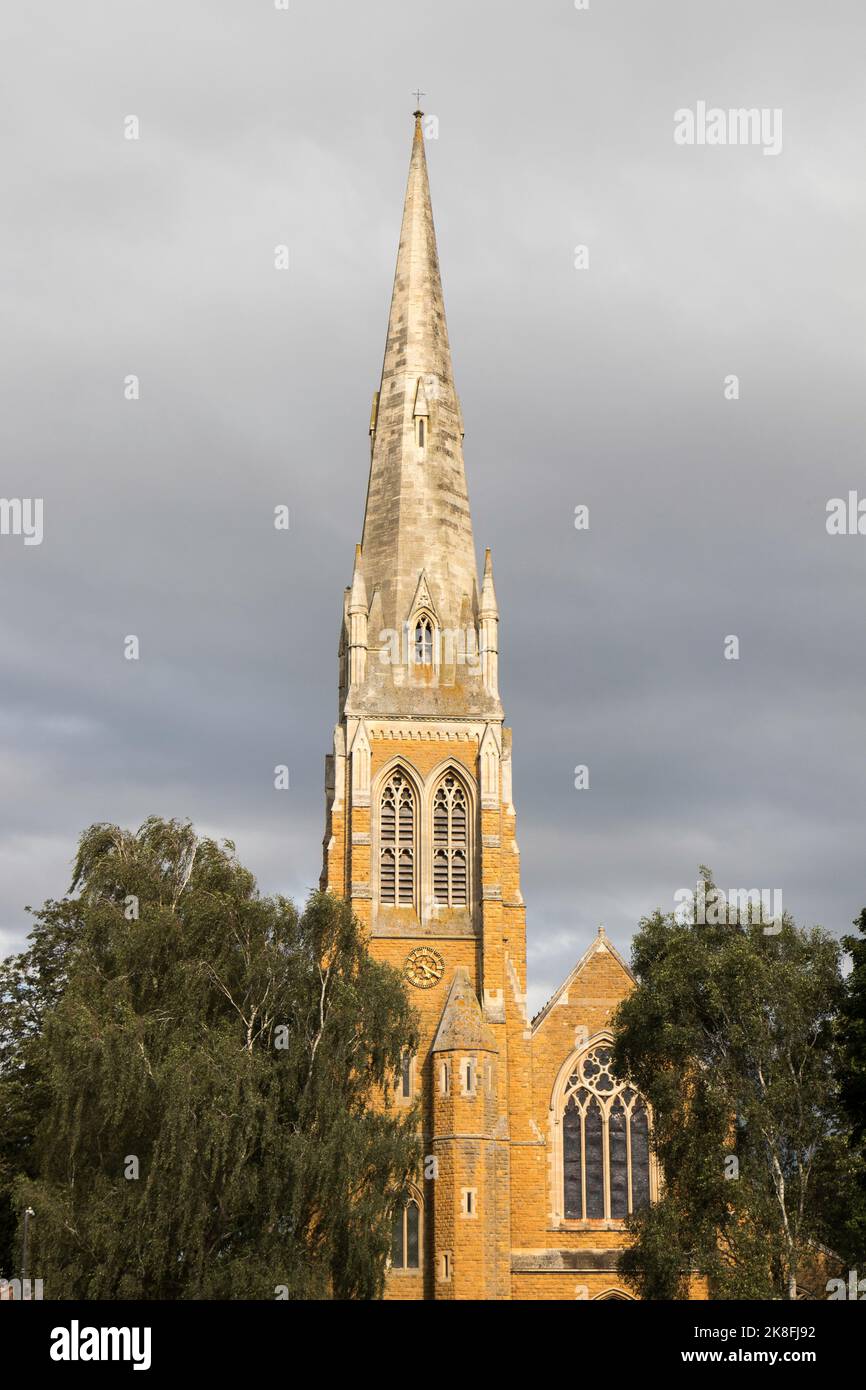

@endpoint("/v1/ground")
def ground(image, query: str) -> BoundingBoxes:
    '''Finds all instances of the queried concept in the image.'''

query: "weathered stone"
[318,114,707,1304]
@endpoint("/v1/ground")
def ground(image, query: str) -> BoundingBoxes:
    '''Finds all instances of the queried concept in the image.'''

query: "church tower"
[319,113,708,1302]
[321,111,531,1300]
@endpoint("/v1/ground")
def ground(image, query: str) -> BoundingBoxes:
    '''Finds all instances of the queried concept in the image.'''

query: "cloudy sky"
[2,0,864,1012]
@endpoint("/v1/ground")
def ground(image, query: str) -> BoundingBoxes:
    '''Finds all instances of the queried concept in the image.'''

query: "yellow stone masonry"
[317,111,706,1301]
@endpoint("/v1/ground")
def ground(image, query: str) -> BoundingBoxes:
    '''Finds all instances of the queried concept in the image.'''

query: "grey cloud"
[2,0,865,1013]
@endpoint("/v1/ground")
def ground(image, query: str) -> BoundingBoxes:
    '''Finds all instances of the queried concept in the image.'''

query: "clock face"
[403,946,445,989]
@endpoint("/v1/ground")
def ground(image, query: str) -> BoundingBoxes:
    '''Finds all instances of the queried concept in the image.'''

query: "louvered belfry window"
[562,1043,651,1220]
[432,774,468,908]
[380,771,415,906]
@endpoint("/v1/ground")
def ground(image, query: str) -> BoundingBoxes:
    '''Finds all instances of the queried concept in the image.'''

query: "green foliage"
[0,894,81,1276]
[0,818,420,1299]
[611,872,849,1300]
[832,906,866,1263]
[839,908,866,1144]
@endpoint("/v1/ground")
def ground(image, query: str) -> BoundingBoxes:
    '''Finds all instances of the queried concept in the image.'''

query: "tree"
[831,906,866,1265]
[0,895,80,1278]
[839,908,866,1144]
[1,818,420,1298]
[611,873,848,1299]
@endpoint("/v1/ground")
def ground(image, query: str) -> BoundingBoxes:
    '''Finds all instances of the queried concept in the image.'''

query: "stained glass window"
[561,1043,652,1220]
[563,1095,583,1219]
[390,1198,421,1270]
[400,1052,412,1099]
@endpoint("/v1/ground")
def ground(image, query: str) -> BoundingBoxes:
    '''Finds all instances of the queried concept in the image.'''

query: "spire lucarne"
[317,111,693,1304]
[356,112,482,694]
[322,114,521,1300]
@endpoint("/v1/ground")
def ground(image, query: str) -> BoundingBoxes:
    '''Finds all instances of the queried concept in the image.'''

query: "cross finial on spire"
[412,89,425,113]
[359,104,479,650]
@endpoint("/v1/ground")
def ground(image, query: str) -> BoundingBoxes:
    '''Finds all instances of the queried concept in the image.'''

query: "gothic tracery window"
[432,773,468,907]
[562,1043,651,1221]
[379,771,415,906]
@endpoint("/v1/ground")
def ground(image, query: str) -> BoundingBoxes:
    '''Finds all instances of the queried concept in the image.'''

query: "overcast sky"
[2,0,865,1012]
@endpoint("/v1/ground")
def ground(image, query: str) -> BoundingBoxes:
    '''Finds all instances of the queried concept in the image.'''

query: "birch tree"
[1,819,419,1298]
[611,872,849,1299]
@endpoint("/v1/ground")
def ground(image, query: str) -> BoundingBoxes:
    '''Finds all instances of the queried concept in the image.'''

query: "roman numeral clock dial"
[403,946,445,989]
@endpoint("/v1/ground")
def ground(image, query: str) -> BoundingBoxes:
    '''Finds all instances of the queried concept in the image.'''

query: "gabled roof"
[407,569,439,625]
[413,376,430,417]
[530,926,635,1032]
[432,967,498,1053]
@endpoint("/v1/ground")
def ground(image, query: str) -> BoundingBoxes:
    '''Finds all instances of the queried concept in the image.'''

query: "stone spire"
[359,112,478,643]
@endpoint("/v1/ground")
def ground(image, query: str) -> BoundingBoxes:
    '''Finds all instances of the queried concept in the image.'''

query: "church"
[320,113,690,1301]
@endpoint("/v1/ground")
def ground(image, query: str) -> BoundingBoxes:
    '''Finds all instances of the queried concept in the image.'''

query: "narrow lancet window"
[380,771,415,906]
[414,615,434,666]
[390,1198,421,1270]
[432,773,469,907]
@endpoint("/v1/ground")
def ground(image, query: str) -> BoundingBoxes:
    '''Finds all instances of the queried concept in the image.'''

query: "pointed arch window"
[432,773,469,908]
[561,1043,651,1221]
[413,614,434,666]
[390,1197,421,1270]
[380,771,415,906]
[413,378,429,451]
